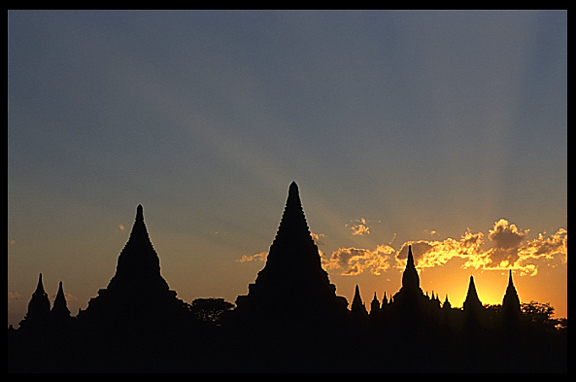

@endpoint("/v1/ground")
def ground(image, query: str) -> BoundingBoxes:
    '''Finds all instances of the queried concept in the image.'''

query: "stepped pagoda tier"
[78,205,188,328]
[235,182,348,326]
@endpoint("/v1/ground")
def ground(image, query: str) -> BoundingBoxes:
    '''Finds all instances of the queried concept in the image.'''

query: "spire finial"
[35,273,46,294]
[289,181,298,194]
[136,204,144,221]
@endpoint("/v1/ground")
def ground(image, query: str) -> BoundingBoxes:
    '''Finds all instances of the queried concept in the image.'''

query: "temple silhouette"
[8,182,567,372]
[76,205,190,334]
[234,183,348,331]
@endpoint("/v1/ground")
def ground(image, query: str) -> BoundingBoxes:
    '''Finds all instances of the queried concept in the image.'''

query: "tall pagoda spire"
[109,204,163,287]
[257,181,320,273]
[235,182,348,325]
[402,245,420,290]
[267,182,316,264]
[390,245,428,316]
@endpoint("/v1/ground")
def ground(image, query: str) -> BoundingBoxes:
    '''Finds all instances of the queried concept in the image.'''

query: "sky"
[8,10,567,327]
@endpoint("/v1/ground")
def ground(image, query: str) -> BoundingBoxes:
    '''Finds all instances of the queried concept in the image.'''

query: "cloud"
[323,219,566,278]
[323,244,395,276]
[346,218,370,236]
[7,291,22,301]
[310,232,325,246]
[236,219,566,278]
[400,219,566,277]
[236,251,268,263]
[488,219,528,248]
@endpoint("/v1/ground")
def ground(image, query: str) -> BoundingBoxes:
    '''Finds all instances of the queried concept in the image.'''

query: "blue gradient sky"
[8,10,566,326]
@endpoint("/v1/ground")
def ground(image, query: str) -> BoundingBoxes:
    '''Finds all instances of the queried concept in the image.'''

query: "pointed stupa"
[266,181,318,270]
[402,245,420,290]
[463,275,483,312]
[370,292,381,313]
[50,281,71,320]
[502,270,521,315]
[351,285,368,315]
[442,294,452,310]
[391,245,426,310]
[235,182,348,325]
[382,291,388,306]
[108,204,164,289]
[19,273,51,329]
[78,205,187,326]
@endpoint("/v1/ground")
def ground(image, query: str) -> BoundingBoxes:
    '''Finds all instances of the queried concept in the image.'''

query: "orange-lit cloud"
[7,291,22,301]
[236,251,268,263]
[327,219,566,277]
[346,218,370,236]
[237,219,566,278]
[323,244,394,276]
[310,232,325,246]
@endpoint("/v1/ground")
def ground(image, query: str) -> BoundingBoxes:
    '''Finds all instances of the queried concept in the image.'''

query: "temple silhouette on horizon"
[8,182,567,372]
[234,182,349,333]
[75,204,190,335]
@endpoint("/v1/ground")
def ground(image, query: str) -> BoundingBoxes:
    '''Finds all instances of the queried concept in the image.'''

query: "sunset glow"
[8,10,566,332]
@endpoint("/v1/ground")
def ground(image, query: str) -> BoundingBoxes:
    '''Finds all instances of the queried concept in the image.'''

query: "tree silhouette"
[189,298,234,325]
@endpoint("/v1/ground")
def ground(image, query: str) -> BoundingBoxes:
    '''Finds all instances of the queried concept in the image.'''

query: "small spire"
[353,285,362,301]
[51,281,71,319]
[502,269,521,313]
[463,275,483,312]
[35,273,46,295]
[443,294,451,309]
[370,291,381,313]
[351,285,367,316]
